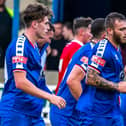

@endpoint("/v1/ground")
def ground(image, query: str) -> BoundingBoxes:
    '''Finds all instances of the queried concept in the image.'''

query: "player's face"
[54,23,63,38]
[36,16,49,40]
[112,20,126,44]
[82,26,92,43]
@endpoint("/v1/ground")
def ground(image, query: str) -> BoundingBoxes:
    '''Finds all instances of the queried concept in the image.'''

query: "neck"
[24,28,37,45]
[74,35,84,44]
[107,35,119,49]
[69,34,74,41]
[91,38,101,44]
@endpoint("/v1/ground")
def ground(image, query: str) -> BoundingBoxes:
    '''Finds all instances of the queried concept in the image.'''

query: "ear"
[31,21,38,29]
[106,28,113,35]
[101,31,107,39]
[79,28,85,36]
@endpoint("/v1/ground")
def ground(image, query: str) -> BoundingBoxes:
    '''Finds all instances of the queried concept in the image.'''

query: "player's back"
[55,40,83,94]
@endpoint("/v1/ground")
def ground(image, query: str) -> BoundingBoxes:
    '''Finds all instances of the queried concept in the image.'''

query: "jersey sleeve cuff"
[75,64,86,74]
[13,69,26,73]
[88,65,100,73]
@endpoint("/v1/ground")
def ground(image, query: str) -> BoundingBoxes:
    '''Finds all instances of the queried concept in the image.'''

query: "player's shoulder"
[94,39,111,58]
[78,42,93,53]
[96,39,108,48]
[62,41,77,51]
[66,40,82,47]
[83,42,93,49]
[92,39,108,52]
[16,35,27,45]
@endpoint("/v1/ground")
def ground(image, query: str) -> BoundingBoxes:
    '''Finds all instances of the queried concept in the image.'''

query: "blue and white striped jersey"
[76,39,124,117]
[51,42,94,116]
[0,35,45,117]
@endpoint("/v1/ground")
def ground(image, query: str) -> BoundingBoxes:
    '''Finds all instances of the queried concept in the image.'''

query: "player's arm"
[67,65,85,100]
[86,67,118,90]
[86,63,126,93]
[14,71,66,109]
[46,45,51,56]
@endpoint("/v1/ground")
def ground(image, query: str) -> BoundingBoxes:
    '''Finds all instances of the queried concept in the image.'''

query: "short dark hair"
[63,22,73,33]
[22,3,52,27]
[73,17,92,35]
[105,12,126,29]
[64,22,73,30]
[91,18,105,38]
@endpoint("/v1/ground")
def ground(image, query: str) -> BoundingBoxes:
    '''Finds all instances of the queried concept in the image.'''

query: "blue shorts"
[0,110,45,126]
[50,107,69,126]
[77,111,124,126]
[68,109,81,126]
[50,105,80,126]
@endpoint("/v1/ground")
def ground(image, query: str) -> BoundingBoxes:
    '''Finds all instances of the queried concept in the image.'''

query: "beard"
[113,30,122,45]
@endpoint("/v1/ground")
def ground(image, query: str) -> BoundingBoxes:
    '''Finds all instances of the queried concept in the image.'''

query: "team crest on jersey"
[80,56,88,64]
[12,56,27,64]
[91,55,106,67]
[120,70,125,81]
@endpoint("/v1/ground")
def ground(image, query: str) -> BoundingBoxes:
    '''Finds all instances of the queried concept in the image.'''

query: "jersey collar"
[71,39,83,46]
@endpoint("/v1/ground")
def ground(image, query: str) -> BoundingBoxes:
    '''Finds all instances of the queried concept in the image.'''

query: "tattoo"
[86,67,118,90]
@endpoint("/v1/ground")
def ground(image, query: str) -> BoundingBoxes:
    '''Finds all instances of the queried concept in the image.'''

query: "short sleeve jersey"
[77,39,124,116]
[0,35,44,117]
[51,42,93,116]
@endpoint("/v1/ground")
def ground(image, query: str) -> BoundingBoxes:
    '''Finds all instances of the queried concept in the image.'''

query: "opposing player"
[0,4,66,126]
[55,17,92,94]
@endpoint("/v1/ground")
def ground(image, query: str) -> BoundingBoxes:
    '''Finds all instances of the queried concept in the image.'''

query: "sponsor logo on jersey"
[12,56,27,64]
[91,55,106,67]
[80,56,88,64]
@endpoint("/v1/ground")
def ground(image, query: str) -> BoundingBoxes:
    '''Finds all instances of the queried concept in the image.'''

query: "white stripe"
[71,39,83,46]
[4,58,8,83]
[96,39,107,58]
[16,35,26,69]
[90,42,95,49]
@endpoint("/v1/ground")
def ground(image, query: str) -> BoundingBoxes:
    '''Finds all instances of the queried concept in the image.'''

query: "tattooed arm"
[86,67,118,90]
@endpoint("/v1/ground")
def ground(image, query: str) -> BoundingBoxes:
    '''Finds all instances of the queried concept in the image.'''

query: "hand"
[118,81,126,93]
[49,94,66,109]
[51,49,58,56]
